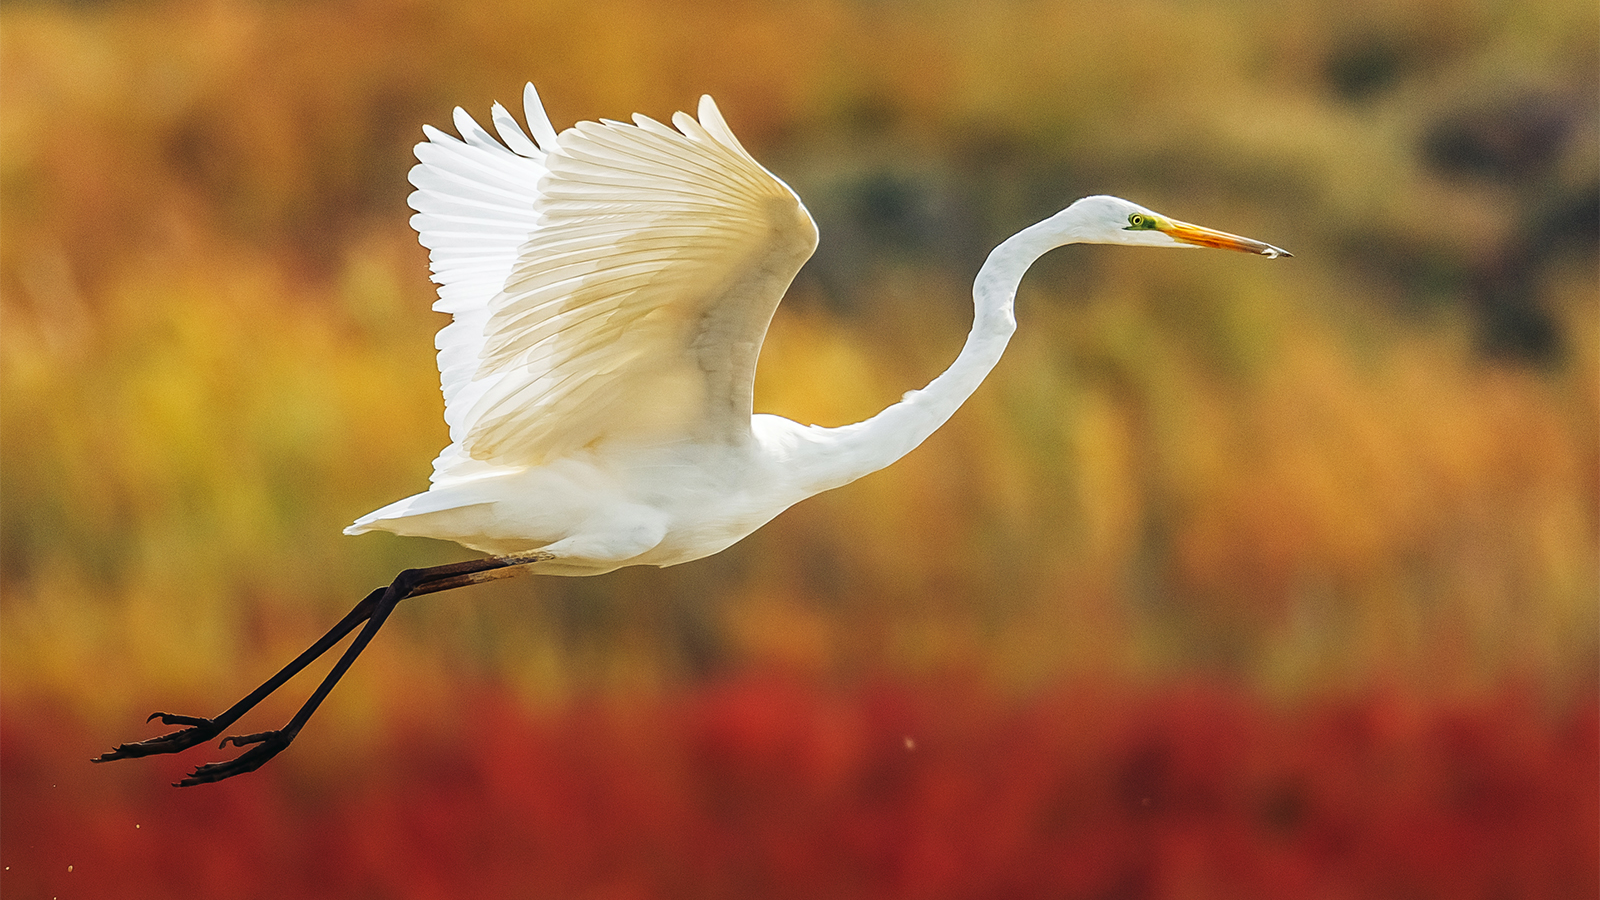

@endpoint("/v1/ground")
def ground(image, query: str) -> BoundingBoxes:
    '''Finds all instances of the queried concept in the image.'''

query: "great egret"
[98,84,1288,785]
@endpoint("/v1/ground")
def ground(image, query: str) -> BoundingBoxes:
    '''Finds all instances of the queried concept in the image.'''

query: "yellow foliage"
[1,0,1594,720]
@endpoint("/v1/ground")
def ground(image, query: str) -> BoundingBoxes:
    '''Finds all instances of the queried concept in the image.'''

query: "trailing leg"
[93,587,386,763]
[94,550,551,785]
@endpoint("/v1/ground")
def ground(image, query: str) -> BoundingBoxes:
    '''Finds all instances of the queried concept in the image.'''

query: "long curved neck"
[793,215,1070,493]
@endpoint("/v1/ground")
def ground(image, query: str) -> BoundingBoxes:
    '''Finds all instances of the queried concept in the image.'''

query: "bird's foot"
[93,712,226,762]
[175,730,295,787]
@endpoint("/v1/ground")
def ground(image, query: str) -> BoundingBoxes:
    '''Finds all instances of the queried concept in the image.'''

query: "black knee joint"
[391,568,427,598]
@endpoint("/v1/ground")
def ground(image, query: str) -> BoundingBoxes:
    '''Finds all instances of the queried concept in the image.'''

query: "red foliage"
[4,678,1595,900]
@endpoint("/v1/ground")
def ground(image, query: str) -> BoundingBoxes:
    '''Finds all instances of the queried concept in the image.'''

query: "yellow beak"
[1159,218,1292,258]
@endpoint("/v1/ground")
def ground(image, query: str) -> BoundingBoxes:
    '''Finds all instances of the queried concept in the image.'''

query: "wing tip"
[523,82,562,150]
[695,94,753,158]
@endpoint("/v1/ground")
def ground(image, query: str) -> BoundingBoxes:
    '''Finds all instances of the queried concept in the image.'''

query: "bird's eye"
[1126,214,1152,230]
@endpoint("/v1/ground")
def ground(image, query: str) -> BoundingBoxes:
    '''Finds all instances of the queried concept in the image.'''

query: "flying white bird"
[98,84,1289,785]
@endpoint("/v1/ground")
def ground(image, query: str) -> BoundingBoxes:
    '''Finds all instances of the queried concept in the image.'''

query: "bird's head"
[1055,195,1291,258]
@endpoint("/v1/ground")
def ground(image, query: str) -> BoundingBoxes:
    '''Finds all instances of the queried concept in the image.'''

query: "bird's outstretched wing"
[409,85,818,479]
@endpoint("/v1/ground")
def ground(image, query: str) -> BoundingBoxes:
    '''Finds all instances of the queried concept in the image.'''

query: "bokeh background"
[3,0,1596,897]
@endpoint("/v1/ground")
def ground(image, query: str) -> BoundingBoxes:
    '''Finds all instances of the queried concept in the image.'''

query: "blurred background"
[2,0,1595,897]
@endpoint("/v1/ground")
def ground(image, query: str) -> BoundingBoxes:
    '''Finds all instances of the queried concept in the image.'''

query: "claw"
[176,732,292,787]
[146,711,212,727]
[94,714,225,762]
[218,731,275,749]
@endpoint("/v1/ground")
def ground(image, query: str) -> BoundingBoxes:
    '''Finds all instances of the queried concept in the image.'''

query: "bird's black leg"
[95,550,551,785]
[93,587,386,763]
[172,573,414,786]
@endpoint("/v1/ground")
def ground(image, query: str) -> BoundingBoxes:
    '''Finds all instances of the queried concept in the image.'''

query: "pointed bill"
[1160,218,1292,258]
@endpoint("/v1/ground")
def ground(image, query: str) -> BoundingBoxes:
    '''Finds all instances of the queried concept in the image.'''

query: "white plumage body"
[350,414,858,574]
